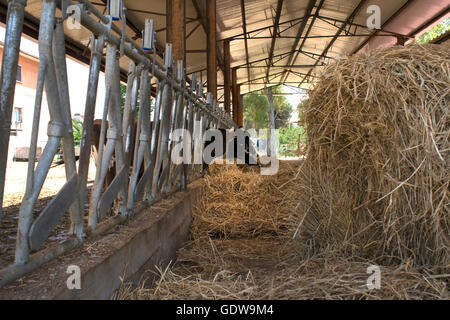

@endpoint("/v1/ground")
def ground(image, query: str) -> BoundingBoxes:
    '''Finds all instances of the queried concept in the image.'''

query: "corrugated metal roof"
[17,0,450,97]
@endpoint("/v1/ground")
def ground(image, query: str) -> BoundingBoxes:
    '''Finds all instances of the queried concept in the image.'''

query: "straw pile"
[117,162,447,300]
[190,164,297,239]
[116,44,449,300]
[294,44,449,268]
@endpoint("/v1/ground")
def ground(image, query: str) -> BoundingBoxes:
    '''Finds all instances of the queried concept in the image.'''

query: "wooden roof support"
[166,0,186,63]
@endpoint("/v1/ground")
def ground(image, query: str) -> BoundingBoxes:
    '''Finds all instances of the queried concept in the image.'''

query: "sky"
[0,25,107,120]
[283,85,308,125]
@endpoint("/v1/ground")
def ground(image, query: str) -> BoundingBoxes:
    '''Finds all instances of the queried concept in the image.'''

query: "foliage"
[416,18,450,44]
[71,119,83,147]
[120,83,127,110]
[278,125,306,157]
[297,100,305,124]
[243,86,293,130]
[120,83,155,118]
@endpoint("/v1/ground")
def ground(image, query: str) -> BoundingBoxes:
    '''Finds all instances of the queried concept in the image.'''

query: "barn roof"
[1,0,449,97]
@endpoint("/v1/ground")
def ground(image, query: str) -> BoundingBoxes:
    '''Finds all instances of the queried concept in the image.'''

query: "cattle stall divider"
[0,0,235,288]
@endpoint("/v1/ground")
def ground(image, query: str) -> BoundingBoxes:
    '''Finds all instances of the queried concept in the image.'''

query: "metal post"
[151,44,173,201]
[0,0,236,287]
[88,43,127,230]
[53,20,83,238]
[16,0,66,264]
[122,61,139,166]
[127,67,151,213]
[76,33,107,230]
[186,74,197,182]
[0,0,27,223]
[237,85,244,127]
[223,40,231,116]
[232,67,238,124]
[206,0,217,99]
[266,87,276,156]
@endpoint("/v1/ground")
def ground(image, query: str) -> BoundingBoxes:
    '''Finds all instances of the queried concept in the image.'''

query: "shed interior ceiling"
[5,0,450,97]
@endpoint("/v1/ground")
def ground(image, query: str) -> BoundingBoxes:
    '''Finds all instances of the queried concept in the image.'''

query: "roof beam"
[240,0,251,92]
[299,0,369,88]
[240,64,320,69]
[281,0,320,83]
[232,48,330,69]
[218,15,307,41]
[265,0,284,84]
[351,0,415,54]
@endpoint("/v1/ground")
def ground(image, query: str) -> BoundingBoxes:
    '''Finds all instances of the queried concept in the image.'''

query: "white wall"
[1,26,107,161]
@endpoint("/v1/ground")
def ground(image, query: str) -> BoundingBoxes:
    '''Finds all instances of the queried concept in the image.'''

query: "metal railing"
[0,0,235,288]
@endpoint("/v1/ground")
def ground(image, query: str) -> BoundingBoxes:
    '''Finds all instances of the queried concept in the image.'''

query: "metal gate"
[0,0,234,288]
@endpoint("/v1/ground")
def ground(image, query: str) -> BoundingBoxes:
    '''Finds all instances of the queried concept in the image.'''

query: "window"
[16,65,22,82]
[13,107,23,130]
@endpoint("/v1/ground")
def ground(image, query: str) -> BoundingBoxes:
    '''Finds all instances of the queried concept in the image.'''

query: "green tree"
[416,18,450,44]
[71,119,83,147]
[278,125,306,157]
[243,85,292,130]
[120,83,155,119]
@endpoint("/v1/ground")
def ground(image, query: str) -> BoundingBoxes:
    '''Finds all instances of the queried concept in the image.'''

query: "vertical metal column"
[0,0,27,222]
[232,67,238,125]
[237,85,244,127]
[159,62,183,193]
[266,86,276,156]
[206,0,217,99]
[52,20,83,238]
[223,40,231,116]
[122,60,141,167]
[127,66,151,213]
[16,0,70,264]
[168,61,187,189]
[151,44,173,201]
[88,43,127,230]
[76,29,108,233]
[186,74,197,182]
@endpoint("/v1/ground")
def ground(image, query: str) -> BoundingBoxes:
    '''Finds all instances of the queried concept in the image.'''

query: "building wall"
[0,44,106,162]
[0,47,51,161]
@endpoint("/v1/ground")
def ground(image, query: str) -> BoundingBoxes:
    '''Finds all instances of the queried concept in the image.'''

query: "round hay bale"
[295,44,449,267]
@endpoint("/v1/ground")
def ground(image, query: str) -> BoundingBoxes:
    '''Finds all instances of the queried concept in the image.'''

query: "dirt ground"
[0,159,97,269]
[2,160,97,207]
[117,162,448,300]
